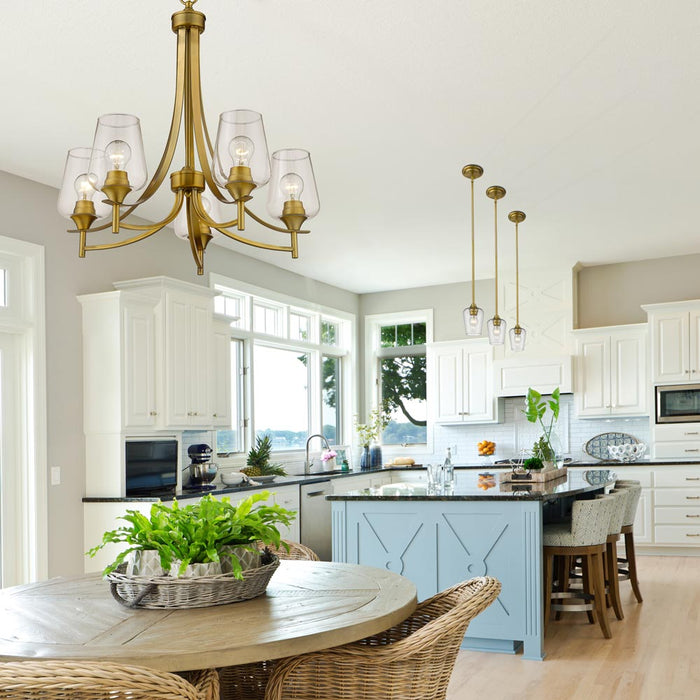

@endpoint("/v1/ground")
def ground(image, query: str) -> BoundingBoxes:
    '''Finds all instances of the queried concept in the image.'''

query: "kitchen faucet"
[305,433,331,474]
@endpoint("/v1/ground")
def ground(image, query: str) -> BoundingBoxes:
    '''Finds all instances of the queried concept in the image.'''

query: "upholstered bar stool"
[543,496,615,639]
[613,481,644,603]
[595,490,630,620]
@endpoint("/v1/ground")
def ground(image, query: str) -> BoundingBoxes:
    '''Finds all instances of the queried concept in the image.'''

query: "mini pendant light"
[462,164,485,336]
[508,210,527,352]
[486,185,507,345]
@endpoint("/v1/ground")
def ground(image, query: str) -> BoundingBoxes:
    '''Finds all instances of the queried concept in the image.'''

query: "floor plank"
[448,556,700,700]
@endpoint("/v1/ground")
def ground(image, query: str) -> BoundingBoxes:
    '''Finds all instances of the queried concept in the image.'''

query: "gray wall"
[0,170,358,577]
[576,254,700,328]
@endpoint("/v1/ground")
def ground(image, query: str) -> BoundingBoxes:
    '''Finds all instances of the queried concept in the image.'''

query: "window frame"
[364,309,433,458]
[210,274,356,469]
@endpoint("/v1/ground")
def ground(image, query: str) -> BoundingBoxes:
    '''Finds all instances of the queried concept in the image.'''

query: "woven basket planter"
[107,553,279,609]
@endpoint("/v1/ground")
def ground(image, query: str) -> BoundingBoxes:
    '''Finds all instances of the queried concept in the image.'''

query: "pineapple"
[242,435,287,477]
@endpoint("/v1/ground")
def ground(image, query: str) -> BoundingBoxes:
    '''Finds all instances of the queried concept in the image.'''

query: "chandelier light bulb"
[73,173,97,200]
[510,326,527,352]
[280,172,304,200]
[105,140,132,170]
[229,135,255,167]
[463,305,484,336]
[487,317,507,345]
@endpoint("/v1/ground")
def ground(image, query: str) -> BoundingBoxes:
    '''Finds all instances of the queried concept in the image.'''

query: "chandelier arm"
[83,193,185,251]
[189,27,233,204]
[190,193,239,229]
[243,206,310,235]
[211,225,296,254]
[184,197,205,273]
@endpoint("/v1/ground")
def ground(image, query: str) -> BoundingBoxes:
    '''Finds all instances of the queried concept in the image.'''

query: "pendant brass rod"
[184,26,194,169]
[189,28,231,204]
[470,176,476,307]
[84,193,185,251]
[493,196,499,317]
[211,225,295,254]
[243,206,309,235]
[69,25,188,234]
[515,220,520,327]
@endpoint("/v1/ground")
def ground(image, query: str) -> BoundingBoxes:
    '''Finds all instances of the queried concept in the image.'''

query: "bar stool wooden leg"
[555,555,570,621]
[624,529,644,603]
[581,555,596,625]
[607,538,624,620]
[590,549,612,639]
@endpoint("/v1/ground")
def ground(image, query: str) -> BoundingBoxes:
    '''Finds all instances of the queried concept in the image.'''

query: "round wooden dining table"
[0,560,417,672]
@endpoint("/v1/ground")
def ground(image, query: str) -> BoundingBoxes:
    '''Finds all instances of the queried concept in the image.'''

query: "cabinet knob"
[459,411,470,416]
[213,413,218,418]
[149,411,157,416]
[187,412,193,416]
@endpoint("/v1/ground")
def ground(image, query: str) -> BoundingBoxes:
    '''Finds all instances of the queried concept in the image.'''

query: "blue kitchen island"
[329,468,616,660]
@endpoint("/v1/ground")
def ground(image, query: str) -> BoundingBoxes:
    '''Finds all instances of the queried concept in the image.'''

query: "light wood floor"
[448,556,700,700]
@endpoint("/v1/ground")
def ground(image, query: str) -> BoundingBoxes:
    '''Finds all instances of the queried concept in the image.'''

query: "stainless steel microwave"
[656,384,700,424]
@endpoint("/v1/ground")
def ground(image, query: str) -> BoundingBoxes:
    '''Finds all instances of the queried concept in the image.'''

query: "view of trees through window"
[379,322,427,445]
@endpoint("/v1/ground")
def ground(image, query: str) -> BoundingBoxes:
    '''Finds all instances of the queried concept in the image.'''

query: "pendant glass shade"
[487,316,507,345]
[267,149,320,220]
[463,304,484,336]
[213,110,271,187]
[173,188,223,241]
[509,325,527,352]
[57,147,110,220]
[90,114,148,196]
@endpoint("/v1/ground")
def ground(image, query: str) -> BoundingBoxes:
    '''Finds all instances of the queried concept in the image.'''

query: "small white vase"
[125,549,164,577]
[323,457,337,471]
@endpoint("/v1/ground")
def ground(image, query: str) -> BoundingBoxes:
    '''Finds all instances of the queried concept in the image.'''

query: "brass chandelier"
[57,0,319,275]
[461,164,527,352]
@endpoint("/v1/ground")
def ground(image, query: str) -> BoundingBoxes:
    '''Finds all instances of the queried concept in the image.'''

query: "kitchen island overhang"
[329,469,617,660]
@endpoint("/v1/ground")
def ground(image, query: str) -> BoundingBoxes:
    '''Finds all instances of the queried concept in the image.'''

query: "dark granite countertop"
[326,468,618,502]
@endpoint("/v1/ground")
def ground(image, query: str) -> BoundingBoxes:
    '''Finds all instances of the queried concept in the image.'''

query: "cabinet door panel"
[653,313,688,383]
[211,328,232,427]
[165,297,191,426]
[690,310,700,381]
[611,334,646,415]
[123,303,156,427]
[189,302,211,425]
[463,348,490,422]
[576,336,608,416]
[434,349,462,422]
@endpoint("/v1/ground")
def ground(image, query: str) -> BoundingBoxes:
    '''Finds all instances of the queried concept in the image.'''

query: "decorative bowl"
[220,471,246,486]
[607,442,646,462]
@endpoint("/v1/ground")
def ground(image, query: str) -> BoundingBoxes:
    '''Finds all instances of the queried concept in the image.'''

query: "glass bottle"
[442,447,454,489]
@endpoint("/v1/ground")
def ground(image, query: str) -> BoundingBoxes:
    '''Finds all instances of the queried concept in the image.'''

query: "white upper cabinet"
[643,301,700,384]
[211,318,233,428]
[80,277,226,434]
[573,324,648,418]
[428,339,501,424]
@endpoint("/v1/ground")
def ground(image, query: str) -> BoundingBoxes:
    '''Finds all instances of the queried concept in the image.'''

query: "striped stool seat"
[543,496,616,639]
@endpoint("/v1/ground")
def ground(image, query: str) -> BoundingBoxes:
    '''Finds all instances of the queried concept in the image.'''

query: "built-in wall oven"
[656,384,700,424]
[125,437,179,497]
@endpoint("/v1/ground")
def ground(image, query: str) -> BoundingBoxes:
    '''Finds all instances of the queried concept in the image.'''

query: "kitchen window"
[365,311,432,448]
[212,276,354,459]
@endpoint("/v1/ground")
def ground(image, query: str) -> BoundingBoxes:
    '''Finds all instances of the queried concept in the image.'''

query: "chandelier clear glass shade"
[173,188,224,240]
[487,317,507,345]
[213,110,271,187]
[509,326,527,352]
[89,114,148,198]
[463,305,484,336]
[57,147,111,219]
[267,149,320,220]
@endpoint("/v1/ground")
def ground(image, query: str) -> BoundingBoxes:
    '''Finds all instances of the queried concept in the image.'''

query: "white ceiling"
[4,0,700,293]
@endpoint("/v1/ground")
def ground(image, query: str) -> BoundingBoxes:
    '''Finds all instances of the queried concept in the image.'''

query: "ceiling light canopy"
[58,0,319,275]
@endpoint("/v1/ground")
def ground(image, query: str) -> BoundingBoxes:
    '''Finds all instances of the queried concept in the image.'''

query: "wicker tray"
[107,553,280,609]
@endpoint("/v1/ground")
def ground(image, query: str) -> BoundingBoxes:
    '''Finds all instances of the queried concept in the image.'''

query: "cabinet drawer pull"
[686,477,700,481]
[686,533,700,537]
[685,432,700,435]
[459,412,470,416]
[149,411,157,416]
[306,490,327,498]
[684,449,700,453]
[686,496,700,500]
[686,514,700,518]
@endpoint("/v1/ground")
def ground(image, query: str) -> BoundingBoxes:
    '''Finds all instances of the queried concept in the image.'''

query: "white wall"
[0,170,359,577]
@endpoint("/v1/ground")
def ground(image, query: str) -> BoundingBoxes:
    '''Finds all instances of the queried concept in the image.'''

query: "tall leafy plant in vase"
[523,387,561,471]
[355,402,390,470]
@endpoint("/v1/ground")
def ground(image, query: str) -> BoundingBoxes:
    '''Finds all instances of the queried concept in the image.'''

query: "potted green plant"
[87,491,296,579]
[523,387,561,471]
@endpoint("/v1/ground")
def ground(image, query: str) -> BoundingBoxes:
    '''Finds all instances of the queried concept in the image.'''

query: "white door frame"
[0,235,47,586]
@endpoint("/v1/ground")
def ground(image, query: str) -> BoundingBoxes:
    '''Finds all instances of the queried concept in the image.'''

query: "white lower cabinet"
[272,485,301,543]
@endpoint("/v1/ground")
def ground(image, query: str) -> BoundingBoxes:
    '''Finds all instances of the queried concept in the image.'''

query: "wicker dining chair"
[218,540,320,699]
[0,660,219,700]
[223,576,501,700]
